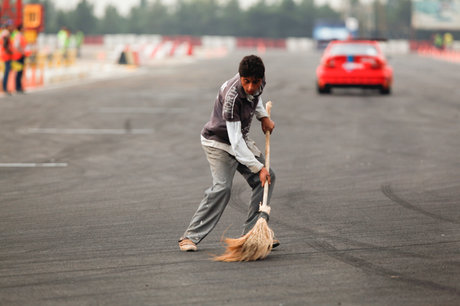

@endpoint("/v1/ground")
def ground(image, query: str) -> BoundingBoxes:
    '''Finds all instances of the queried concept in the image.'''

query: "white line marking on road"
[0,163,68,168]
[19,128,154,135]
[96,107,187,114]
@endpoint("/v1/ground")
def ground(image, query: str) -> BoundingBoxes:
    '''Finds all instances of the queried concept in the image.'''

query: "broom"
[214,101,275,262]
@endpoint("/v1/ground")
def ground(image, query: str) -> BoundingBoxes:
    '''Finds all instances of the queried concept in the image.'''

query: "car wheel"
[380,86,391,95]
[317,83,331,94]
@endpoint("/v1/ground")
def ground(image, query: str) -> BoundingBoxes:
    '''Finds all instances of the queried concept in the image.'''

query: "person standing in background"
[443,32,453,50]
[75,30,84,58]
[57,26,69,57]
[1,21,14,95]
[433,33,444,50]
[11,24,27,94]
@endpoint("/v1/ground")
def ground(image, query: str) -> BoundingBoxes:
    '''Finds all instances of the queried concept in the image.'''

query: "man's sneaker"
[179,239,197,252]
[272,239,280,248]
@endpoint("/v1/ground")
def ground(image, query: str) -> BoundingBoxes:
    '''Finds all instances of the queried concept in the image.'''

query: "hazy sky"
[53,0,348,17]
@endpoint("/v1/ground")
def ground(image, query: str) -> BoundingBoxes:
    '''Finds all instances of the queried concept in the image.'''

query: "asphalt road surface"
[1,50,459,305]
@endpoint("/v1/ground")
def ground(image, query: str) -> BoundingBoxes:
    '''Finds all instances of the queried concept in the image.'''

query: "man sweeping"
[179,55,278,252]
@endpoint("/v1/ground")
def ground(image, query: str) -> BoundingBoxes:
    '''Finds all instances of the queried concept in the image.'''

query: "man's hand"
[261,117,275,134]
[259,167,271,187]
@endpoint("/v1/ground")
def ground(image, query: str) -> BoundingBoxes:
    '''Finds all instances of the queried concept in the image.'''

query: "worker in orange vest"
[1,21,14,95]
[11,24,27,93]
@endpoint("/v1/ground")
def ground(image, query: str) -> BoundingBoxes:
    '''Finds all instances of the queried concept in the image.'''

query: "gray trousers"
[180,145,275,244]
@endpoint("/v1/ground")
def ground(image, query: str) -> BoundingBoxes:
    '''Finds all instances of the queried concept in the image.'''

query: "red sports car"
[316,40,393,95]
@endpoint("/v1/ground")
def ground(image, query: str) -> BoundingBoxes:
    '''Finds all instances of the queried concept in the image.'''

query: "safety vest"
[0,30,12,62]
[57,29,68,49]
[11,30,27,60]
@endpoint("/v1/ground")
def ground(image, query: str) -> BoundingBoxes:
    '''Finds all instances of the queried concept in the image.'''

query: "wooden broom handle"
[261,101,272,208]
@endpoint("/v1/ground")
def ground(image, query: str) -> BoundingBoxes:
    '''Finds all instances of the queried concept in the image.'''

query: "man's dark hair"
[238,55,265,79]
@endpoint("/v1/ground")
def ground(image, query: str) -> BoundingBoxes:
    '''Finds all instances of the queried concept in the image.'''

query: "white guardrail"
[37,34,416,57]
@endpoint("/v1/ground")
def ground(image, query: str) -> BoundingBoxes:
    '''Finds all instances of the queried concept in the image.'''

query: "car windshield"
[329,43,378,56]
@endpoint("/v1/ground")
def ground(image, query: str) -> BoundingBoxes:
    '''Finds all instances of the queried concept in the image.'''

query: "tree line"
[29,0,414,39]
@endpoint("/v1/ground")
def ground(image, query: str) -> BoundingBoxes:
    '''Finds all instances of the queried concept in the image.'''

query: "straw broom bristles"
[213,211,274,262]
